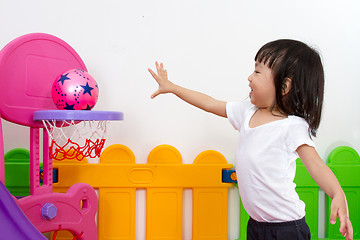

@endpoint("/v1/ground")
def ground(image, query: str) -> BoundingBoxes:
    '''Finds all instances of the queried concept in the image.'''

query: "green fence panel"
[4,148,31,196]
[295,158,320,240]
[238,197,249,240]
[326,146,360,239]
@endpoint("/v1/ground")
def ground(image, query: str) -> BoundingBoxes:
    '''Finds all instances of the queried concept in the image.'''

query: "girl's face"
[248,61,276,109]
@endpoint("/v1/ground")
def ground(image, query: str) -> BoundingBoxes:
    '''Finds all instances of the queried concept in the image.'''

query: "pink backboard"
[0,33,87,128]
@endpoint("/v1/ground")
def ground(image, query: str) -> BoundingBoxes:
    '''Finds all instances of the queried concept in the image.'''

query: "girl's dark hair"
[255,39,324,137]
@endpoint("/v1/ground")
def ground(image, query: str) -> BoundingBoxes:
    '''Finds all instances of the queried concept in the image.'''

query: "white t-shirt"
[226,100,315,222]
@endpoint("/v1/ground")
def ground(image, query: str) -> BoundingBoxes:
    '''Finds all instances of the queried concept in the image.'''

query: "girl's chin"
[249,97,255,105]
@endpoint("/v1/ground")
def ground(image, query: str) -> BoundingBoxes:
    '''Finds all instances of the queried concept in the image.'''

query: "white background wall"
[1,0,359,239]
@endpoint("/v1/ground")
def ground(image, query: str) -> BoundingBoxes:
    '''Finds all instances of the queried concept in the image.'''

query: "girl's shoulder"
[285,115,315,151]
[226,100,255,130]
[287,115,310,127]
[227,99,255,112]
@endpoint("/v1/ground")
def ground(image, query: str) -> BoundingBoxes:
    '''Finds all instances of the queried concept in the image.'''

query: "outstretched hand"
[330,196,353,240]
[148,61,227,117]
[148,61,174,99]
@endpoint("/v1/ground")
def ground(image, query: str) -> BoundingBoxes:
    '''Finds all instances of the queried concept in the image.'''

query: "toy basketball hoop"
[34,110,123,161]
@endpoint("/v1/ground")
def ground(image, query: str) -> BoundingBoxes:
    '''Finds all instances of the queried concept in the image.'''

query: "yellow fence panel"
[52,144,233,240]
[99,144,136,240]
[192,150,229,240]
[146,145,183,240]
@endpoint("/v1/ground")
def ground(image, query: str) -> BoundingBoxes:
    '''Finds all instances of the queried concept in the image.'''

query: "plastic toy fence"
[5,145,360,240]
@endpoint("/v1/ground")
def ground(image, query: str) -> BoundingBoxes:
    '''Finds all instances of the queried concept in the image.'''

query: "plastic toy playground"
[0,33,359,240]
[0,33,108,239]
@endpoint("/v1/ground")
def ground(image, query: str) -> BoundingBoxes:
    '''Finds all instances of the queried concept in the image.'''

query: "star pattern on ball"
[81,82,94,96]
[84,104,93,110]
[64,102,75,110]
[52,69,98,110]
[57,73,70,85]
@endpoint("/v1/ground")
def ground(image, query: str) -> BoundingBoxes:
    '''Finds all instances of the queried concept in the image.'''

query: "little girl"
[148,39,353,240]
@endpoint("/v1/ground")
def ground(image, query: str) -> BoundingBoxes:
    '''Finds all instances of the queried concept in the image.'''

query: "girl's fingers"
[330,205,337,224]
[339,216,346,236]
[155,61,161,74]
[344,218,353,240]
[148,68,154,76]
[148,68,159,81]
[152,62,167,79]
[151,90,160,99]
[149,67,167,84]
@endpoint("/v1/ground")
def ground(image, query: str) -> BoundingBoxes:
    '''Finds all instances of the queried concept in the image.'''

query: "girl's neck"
[249,107,288,128]
[258,106,287,118]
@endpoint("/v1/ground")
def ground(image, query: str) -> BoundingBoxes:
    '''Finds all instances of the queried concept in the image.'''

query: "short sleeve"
[286,117,316,152]
[226,100,252,131]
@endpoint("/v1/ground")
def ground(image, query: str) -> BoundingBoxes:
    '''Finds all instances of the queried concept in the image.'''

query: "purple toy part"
[52,69,99,110]
[0,33,87,128]
[34,110,124,121]
[41,203,57,220]
[0,181,47,240]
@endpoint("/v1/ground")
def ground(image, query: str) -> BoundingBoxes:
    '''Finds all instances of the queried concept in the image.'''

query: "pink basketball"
[52,69,99,110]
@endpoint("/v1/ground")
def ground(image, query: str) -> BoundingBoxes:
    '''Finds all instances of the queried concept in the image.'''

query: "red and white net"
[41,119,108,161]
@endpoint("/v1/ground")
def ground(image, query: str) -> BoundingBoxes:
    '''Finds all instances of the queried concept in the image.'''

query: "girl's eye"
[254,70,260,74]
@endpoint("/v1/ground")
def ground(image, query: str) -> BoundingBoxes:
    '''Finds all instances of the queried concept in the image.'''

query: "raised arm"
[148,62,227,118]
[297,145,353,240]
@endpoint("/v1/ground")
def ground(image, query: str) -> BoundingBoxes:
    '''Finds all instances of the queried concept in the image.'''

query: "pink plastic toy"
[0,33,98,239]
[52,69,99,110]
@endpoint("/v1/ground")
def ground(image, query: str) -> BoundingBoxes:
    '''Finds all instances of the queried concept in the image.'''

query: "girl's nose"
[248,74,252,82]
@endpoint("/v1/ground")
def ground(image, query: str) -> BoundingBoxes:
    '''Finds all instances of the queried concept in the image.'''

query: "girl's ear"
[282,78,292,96]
